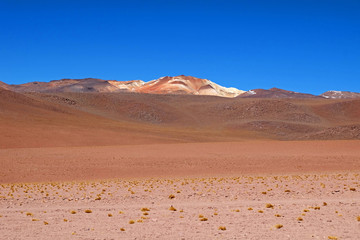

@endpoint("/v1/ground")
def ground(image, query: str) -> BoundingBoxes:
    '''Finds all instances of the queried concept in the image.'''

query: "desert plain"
[1,84,360,239]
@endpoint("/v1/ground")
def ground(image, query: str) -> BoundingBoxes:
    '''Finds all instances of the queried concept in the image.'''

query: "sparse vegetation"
[266,203,274,209]
[169,205,177,211]
[218,226,226,231]
[274,224,283,229]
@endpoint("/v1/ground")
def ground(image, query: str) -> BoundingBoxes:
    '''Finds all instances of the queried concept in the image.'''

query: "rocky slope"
[321,90,360,99]
[239,88,320,98]
[5,76,244,98]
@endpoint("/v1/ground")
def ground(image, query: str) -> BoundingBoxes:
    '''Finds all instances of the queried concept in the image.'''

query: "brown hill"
[7,76,244,98]
[238,88,321,98]
[2,88,238,148]
[0,81,9,90]
[11,78,127,93]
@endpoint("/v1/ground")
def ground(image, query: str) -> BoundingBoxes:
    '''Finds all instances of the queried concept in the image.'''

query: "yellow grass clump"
[108,213,112,217]
[258,210,264,213]
[266,203,274,209]
[168,194,175,199]
[248,207,253,211]
[357,216,360,221]
[349,188,356,191]
[43,221,49,225]
[328,236,338,240]
[85,209,92,213]
[26,212,33,216]
[274,224,283,229]
[169,205,177,211]
[274,214,281,217]
[323,202,328,206]
[70,210,76,214]
[297,217,303,221]
[141,207,150,212]
[129,220,135,224]
[218,226,226,231]
[120,228,125,231]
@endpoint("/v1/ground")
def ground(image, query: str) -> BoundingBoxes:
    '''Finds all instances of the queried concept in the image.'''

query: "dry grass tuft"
[218,226,226,231]
[108,213,113,217]
[141,208,150,212]
[350,188,356,191]
[274,214,281,217]
[297,217,303,221]
[129,220,135,224]
[314,206,320,210]
[70,210,76,214]
[248,207,253,211]
[85,209,92,213]
[323,202,328,206]
[266,203,274,209]
[26,212,33,216]
[169,205,177,211]
[200,218,208,221]
[120,228,125,231]
[274,224,283,229]
[168,194,175,199]
[43,221,49,225]
[328,236,338,240]
[258,210,264,213]
[357,216,360,221]
[32,218,40,221]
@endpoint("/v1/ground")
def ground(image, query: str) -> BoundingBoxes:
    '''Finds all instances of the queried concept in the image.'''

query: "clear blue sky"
[1,0,359,94]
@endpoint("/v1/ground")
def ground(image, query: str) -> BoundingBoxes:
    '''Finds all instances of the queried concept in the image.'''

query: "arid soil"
[1,141,360,239]
[1,88,360,239]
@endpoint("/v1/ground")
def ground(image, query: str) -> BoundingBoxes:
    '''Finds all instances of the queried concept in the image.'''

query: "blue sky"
[1,0,359,94]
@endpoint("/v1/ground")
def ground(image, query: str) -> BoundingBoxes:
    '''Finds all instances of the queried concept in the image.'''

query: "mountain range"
[1,75,359,99]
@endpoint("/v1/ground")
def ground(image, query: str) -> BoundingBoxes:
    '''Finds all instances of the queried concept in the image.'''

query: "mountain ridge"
[2,76,360,99]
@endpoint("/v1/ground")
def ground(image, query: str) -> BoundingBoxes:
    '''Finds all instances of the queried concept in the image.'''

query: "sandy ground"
[0,141,360,239]
[1,173,360,239]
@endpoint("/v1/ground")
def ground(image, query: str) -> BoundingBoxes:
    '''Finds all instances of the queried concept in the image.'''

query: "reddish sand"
[0,141,360,183]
